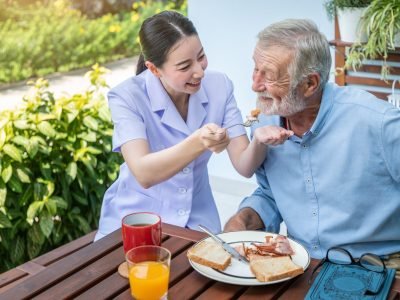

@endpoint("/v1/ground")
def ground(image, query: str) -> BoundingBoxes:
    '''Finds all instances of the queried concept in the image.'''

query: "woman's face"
[157,35,208,100]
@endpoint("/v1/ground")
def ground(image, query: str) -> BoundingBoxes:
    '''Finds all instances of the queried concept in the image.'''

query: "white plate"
[188,231,310,286]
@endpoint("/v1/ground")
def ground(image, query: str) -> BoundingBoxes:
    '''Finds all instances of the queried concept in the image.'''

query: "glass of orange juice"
[126,245,171,300]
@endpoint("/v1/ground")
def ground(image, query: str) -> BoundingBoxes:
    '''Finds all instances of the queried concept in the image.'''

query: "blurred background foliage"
[0,0,187,84]
[0,65,123,272]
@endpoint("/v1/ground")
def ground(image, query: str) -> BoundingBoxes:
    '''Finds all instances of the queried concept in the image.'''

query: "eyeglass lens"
[360,254,385,272]
[327,248,352,264]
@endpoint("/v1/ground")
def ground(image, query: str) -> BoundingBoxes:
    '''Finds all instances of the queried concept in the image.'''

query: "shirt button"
[178,187,187,194]
[306,178,311,183]
[177,209,186,216]
[312,211,317,216]
[313,245,318,249]
[303,144,308,148]
[182,167,190,174]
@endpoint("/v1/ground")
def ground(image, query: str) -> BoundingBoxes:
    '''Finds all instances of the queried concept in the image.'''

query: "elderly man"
[225,19,400,274]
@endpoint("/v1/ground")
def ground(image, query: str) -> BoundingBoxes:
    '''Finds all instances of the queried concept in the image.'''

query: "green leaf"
[13,120,30,130]
[27,235,42,259]
[0,181,6,207]
[37,121,56,137]
[8,176,23,193]
[27,201,43,223]
[10,236,25,264]
[0,211,12,228]
[16,167,31,183]
[77,131,96,142]
[45,199,57,215]
[86,146,102,155]
[3,144,23,162]
[0,129,6,150]
[98,105,111,122]
[28,223,45,246]
[39,212,54,238]
[66,161,77,184]
[1,164,12,183]
[72,192,88,206]
[75,215,91,234]
[12,136,30,149]
[83,116,98,131]
[27,139,39,159]
[50,196,68,210]
[18,185,33,207]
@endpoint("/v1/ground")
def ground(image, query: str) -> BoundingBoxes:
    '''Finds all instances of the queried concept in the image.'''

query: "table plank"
[0,229,121,299]
[279,260,317,299]
[32,246,125,299]
[168,270,214,299]
[196,282,247,299]
[162,223,206,242]
[74,272,128,300]
[0,268,27,291]
[32,231,96,266]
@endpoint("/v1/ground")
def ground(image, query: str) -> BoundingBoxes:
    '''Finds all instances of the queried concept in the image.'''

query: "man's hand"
[224,207,264,232]
[253,125,293,146]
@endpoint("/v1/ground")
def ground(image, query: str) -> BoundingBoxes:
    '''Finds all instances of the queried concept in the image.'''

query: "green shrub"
[0,0,187,84]
[0,64,123,272]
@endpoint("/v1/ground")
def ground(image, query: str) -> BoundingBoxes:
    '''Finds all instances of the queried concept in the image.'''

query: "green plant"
[345,0,400,79]
[324,0,371,20]
[0,0,187,84]
[0,64,123,272]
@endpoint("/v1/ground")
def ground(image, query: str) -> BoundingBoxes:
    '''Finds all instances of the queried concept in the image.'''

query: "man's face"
[252,44,307,117]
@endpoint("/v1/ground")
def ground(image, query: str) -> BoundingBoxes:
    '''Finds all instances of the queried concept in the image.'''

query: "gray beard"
[258,87,307,117]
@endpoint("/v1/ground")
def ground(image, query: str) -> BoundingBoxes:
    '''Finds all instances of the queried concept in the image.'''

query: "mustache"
[257,92,272,98]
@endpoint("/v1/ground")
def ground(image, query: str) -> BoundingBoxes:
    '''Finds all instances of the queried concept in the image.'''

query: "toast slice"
[249,255,304,282]
[187,240,231,271]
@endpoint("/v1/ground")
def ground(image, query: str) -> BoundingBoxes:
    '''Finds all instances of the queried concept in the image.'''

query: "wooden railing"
[329,17,400,100]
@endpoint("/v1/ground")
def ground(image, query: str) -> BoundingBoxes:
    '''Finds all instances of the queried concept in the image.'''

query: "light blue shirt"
[240,82,400,259]
[95,70,246,240]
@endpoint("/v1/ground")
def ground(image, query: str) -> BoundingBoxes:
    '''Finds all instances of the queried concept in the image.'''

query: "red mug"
[121,212,162,253]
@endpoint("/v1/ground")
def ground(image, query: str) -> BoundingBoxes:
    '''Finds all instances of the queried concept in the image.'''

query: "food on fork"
[187,240,231,271]
[250,108,261,118]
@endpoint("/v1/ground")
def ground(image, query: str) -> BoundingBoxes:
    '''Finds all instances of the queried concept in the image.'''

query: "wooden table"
[1,224,399,299]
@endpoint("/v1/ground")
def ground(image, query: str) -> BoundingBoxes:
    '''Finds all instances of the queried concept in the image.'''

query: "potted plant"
[324,0,372,42]
[345,0,400,79]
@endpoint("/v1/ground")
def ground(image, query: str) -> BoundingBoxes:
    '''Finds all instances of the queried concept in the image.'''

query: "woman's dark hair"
[136,11,198,75]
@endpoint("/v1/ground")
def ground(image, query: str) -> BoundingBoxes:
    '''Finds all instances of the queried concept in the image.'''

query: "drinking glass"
[126,245,171,300]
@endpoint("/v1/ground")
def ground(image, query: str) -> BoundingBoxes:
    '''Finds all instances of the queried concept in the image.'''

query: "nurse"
[95,11,292,240]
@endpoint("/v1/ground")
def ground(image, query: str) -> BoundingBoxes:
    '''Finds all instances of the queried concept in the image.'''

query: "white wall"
[188,0,334,184]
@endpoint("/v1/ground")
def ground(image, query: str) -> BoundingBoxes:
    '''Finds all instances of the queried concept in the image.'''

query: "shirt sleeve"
[381,107,400,182]
[108,89,147,152]
[221,74,246,138]
[238,165,283,233]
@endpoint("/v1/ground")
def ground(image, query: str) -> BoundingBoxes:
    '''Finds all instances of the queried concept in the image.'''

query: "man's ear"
[303,73,320,97]
[145,61,161,77]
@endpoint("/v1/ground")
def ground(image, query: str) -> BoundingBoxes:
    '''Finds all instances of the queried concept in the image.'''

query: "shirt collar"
[145,70,208,135]
[310,82,335,136]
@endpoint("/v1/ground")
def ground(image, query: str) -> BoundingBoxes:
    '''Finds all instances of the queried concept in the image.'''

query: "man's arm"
[224,207,264,232]
[223,165,283,232]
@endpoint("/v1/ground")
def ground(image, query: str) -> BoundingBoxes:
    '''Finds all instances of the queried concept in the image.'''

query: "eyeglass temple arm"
[308,259,326,284]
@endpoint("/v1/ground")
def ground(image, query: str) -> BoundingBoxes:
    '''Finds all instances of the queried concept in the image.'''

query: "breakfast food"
[249,255,304,282]
[187,240,231,271]
[188,234,304,283]
[250,108,261,118]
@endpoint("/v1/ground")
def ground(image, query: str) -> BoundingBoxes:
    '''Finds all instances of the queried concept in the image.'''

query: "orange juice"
[129,261,169,300]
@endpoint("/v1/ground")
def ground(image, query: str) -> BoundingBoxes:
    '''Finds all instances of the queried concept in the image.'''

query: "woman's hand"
[197,123,230,153]
[253,125,293,146]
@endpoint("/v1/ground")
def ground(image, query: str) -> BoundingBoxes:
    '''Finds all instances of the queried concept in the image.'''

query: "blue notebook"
[305,262,396,300]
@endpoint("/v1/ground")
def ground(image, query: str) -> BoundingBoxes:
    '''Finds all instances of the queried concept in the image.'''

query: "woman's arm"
[227,125,293,178]
[121,124,229,189]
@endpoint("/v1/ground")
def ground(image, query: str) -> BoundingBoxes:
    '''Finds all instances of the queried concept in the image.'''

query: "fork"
[210,118,259,134]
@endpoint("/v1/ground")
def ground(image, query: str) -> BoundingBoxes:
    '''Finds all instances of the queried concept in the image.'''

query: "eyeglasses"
[309,247,387,296]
